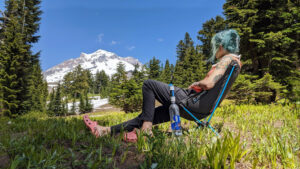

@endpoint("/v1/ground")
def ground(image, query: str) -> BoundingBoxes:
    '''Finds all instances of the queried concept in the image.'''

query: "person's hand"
[188,82,200,89]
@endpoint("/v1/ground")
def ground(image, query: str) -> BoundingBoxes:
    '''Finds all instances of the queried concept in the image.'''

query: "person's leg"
[95,79,188,136]
[138,79,188,133]
[109,105,170,133]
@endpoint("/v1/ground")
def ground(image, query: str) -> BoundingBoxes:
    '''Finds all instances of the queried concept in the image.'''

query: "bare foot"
[93,125,111,137]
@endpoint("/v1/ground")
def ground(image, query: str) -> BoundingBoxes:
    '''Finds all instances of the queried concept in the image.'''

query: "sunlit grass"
[0,103,299,168]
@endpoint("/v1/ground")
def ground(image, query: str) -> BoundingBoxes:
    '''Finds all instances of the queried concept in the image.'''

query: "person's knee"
[143,79,154,88]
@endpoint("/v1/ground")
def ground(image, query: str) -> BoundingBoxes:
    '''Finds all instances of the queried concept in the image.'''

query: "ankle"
[106,127,111,133]
[141,121,153,134]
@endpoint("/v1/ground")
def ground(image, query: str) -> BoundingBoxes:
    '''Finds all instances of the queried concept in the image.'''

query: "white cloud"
[127,46,135,51]
[111,40,117,45]
[157,38,164,42]
[97,33,104,43]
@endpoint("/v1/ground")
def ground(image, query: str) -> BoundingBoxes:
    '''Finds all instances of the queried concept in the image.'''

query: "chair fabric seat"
[179,60,241,117]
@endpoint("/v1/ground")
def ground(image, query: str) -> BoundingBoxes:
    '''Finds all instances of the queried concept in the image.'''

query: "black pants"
[110,79,206,133]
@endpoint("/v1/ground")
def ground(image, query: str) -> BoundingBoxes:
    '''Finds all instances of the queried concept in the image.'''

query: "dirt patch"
[0,153,10,168]
[274,120,284,128]
[235,162,252,169]
[222,122,239,133]
[93,103,122,113]
[113,143,145,169]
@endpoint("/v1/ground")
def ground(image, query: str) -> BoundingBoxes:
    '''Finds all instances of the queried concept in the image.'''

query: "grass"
[0,103,299,168]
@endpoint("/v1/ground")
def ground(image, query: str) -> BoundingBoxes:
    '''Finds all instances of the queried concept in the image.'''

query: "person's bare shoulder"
[215,55,233,71]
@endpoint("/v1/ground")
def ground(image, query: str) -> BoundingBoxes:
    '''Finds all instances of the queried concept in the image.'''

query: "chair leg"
[196,121,221,138]
[181,105,221,138]
[208,124,221,138]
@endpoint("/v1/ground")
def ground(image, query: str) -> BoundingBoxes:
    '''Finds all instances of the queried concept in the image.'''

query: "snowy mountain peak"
[43,49,142,83]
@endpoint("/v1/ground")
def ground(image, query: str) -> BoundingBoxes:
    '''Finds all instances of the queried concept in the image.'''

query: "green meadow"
[0,103,299,169]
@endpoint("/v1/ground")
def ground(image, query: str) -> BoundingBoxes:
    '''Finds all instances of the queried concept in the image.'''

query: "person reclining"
[88,29,242,137]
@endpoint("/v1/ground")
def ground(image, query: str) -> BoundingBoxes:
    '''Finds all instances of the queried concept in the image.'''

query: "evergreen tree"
[94,70,101,94]
[62,65,90,99]
[86,69,94,93]
[79,94,85,114]
[148,57,161,80]
[0,0,31,116]
[160,60,172,83]
[64,97,68,116]
[228,74,256,104]
[121,79,142,113]
[253,73,285,104]
[84,92,93,113]
[132,64,147,85]
[109,63,127,106]
[176,32,194,62]
[173,32,207,88]
[113,62,127,83]
[47,88,55,116]
[70,98,76,115]
[22,0,45,112]
[0,0,44,116]
[53,83,63,116]
[94,70,109,97]
[223,0,299,100]
[28,62,47,112]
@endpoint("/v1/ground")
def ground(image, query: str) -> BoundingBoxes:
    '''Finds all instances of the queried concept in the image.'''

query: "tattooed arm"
[189,55,233,90]
[204,55,233,89]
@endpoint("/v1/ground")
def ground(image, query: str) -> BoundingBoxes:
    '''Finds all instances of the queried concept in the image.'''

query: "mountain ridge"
[43,49,142,83]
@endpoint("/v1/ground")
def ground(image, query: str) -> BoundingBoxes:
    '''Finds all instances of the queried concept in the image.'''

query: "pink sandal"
[83,115,99,137]
[124,129,138,143]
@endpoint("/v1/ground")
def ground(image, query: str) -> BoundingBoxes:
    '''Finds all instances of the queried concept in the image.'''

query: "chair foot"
[196,121,221,138]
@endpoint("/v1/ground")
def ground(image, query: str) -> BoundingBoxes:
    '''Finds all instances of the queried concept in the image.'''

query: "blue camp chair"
[179,60,241,137]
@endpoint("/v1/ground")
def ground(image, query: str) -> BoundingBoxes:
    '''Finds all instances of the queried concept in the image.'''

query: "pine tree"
[253,73,284,104]
[148,57,161,80]
[70,97,76,115]
[63,96,68,116]
[222,0,299,100]
[62,65,91,99]
[109,62,127,108]
[47,88,55,116]
[160,59,172,83]
[17,0,44,112]
[53,83,63,116]
[228,74,256,104]
[0,0,44,116]
[94,70,109,97]
[173,32,198,88]
[0,0,31,116]
[122,79,142,113]
[84,92,93,113]
[79,94,85,114]
[132,64,147,85]
[28,62,47,112]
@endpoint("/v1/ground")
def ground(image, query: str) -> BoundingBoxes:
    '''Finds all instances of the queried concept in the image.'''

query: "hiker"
[84,29,242,138]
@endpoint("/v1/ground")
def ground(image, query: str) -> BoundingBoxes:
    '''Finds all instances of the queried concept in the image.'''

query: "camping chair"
[179,60,241,137]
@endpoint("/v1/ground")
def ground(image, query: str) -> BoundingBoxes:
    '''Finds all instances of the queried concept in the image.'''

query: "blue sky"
[0,0,225,71]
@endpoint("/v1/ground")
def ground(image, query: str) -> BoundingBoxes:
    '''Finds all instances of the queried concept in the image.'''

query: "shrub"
[253,73,285,104]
